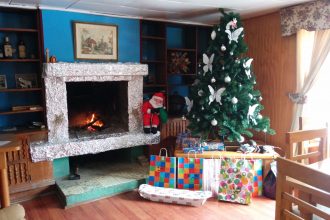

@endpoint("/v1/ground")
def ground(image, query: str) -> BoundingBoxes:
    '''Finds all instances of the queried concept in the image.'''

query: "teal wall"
[42,9,140,62]
[41,9,140,178]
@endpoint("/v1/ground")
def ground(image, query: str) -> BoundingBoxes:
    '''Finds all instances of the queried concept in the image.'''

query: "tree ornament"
[201,106,204,110]
[198,63,201,67]
[221,44,226,51]
[203,53,214,73]
[198,90,204,96]
[192,79,200,86]
[248,104,258,119]
[238,135,245,143]
[211,30,216,40]
[225,27,244,44]
[184,97,193,113]
[218,27,220,31]
[222,66,225,70]
[257,114,263,120]
[248,93,253,99]
[259,96,263,101]
[208,85,226,105]
[230,51,233,55]
[197,118,200,122]
[243,58,253,78]
[231,97,238,104]
[192,114,195,118]
[224,76,231,83]
[211,77,216,83]
[211,119,218,126]
[226,18,237,30]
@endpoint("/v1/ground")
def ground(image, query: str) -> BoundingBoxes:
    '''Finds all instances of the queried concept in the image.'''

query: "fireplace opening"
[66,81,128,138]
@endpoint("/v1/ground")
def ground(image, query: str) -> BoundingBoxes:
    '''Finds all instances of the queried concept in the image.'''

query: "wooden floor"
[22,191,275,220]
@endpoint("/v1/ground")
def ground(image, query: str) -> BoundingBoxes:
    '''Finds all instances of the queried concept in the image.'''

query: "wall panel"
[243,12,296,149]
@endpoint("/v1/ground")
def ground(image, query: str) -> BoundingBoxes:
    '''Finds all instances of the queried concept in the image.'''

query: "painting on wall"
[73,22,118,61]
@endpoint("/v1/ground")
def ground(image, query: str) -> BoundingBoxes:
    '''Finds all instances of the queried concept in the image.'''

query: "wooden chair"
[275,157,330,220]
[299,117,329,163]
[286,128,328,164]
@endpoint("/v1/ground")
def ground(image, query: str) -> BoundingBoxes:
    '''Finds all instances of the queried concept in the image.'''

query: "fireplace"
[29,63,160,162]
[66,81,129,137]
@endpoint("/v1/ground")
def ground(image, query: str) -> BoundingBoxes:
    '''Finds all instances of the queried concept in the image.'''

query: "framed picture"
[15,74,38,88]
[0,75,7,89]
[73,21,118,61]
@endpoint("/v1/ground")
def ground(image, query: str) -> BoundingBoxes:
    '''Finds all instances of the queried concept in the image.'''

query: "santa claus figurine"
[142,92,167,134]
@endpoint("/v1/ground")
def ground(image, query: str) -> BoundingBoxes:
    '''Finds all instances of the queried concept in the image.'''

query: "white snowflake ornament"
[211,119,218,126]
[224,76,231,83]
[211,30,216,40]
[231,97,238,104]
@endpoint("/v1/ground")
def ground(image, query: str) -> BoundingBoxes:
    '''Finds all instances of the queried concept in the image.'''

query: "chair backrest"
[286,128,328,164]
[275,157,330,220]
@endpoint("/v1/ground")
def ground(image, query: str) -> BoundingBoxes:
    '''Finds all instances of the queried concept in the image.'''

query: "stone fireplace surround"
[30,63,160,162]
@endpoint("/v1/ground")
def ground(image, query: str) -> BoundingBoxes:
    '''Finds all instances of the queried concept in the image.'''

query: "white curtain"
[290,29,330,131]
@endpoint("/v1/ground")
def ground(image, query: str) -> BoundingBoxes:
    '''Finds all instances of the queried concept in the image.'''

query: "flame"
[86,113,104,132]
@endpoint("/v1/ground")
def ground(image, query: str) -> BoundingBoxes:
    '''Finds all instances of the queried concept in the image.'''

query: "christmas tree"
[185,10,275,142]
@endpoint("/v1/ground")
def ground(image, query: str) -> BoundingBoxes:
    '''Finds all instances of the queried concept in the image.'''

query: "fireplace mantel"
[29,62,160,162]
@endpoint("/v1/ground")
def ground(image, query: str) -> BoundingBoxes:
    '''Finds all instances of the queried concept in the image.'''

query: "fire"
[86,113,104,132]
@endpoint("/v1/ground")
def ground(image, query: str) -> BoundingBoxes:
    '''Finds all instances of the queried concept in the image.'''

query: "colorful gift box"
[252,159,263,197]
[218,158,254,205]
[177,156,204,190]
[148,148,176,188]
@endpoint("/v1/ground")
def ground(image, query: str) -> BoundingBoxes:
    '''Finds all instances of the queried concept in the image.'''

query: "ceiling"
[1,0,314,25]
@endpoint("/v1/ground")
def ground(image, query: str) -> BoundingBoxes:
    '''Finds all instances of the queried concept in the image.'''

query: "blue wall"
[41,10,140,178]
[42,9,140,62]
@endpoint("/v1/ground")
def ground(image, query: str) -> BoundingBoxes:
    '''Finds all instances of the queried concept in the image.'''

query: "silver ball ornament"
[224,76,231,83]
[257,114,263,120]
[211,77,216,83]
[211,119,218,126]
[221,44,226,51]
[197,118,200,122]
[230,51,233,55]
[198,90,204,96]
[259,96,263,101]
[231,97,238,104]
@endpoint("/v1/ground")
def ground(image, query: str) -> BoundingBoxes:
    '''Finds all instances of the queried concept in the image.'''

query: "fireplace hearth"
[29,63,160,162]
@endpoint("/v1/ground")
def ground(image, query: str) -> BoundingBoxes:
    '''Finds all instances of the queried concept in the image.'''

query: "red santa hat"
[152,92,164,101]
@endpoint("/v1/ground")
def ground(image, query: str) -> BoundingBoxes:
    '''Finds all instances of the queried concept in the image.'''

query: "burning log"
[80,117,100,129]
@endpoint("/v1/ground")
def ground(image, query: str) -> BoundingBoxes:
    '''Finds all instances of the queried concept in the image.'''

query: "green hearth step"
[56,162,148,208]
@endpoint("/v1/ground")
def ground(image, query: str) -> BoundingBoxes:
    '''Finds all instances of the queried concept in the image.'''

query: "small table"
[0,139,21,208]
[174,150,278,179]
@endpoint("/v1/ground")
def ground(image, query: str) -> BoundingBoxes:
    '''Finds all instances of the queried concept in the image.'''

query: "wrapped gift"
[218,158,254,205]
[252,159,263,197]
[139,184,212,206]
[202,141,225,151]
[148,148,176,188]
[175,132,200,150]
[177,152,204,190]
[203,158,222,196]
